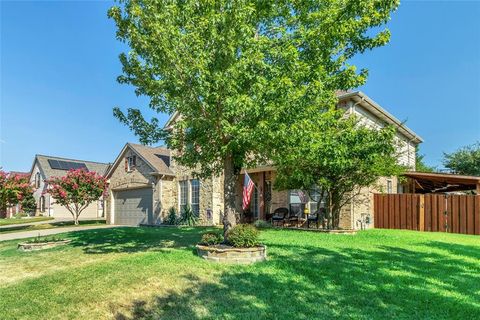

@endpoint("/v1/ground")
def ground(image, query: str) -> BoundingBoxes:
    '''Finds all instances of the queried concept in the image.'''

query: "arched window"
[39,196,45,213]
[35,172,41,188]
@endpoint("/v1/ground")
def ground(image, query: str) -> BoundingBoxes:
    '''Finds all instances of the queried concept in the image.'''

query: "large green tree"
[443,142,480,176]
[273,109,402,229]
[108,0,399,235]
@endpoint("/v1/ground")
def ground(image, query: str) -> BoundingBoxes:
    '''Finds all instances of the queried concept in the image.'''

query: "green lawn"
[0,219,105,234]
[0,227,478,320]
[0,216,53,226]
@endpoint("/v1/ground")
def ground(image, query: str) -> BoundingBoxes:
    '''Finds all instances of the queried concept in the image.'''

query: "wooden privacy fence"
[373,194,480,235]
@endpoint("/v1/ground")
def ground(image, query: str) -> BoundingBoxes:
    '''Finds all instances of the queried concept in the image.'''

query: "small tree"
[0,171,34,215]
[21,193,37,215]
[443,142,480,176]
[108,0,400,237]
[46,169,107,225]
[274,110,403,229]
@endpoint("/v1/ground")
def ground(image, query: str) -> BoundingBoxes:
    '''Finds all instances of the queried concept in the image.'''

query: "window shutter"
[125,158,128,172]
[133,155,137,167]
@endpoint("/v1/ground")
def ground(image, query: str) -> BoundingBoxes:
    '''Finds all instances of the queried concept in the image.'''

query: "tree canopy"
[0,171,34,213]
[273,109,402,229]
[108,0,400,233]
[46,169,107,225]
[443,142,480,176]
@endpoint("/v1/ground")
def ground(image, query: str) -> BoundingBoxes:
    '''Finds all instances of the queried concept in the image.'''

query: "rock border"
[196,244,267,264]
[18,239,71,251]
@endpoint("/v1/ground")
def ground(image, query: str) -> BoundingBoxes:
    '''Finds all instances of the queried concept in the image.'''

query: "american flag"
[242,172,255,210]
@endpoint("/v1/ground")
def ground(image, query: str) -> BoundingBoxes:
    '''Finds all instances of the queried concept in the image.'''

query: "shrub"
[26,235,63,244]
[254,220,272,229]
[164,207,178,225]
[200,232,224,245]
[227,224,260,248]
[179,206,198,226]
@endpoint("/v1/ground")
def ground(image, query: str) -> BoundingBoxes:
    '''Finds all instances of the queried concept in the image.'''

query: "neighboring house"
[106,91,423,229]
[29,155,110,219]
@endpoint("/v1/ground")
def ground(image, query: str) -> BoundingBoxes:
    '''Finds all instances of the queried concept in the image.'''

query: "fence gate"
[373,194,480,235]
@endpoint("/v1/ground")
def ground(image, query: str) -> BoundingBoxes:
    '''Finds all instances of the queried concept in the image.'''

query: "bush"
[254,220,272,229]
[200,232,224,245]
[179,206,198,226]
[226,224,260,248]
[164,207,178,225]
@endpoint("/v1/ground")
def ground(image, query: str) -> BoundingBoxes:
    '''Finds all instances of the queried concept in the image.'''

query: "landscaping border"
[196,244,266,264]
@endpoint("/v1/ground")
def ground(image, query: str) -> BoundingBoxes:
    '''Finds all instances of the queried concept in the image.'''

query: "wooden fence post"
[419,194,425,231]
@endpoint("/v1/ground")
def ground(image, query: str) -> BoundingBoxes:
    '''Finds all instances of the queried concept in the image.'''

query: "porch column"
[259,172,265,220]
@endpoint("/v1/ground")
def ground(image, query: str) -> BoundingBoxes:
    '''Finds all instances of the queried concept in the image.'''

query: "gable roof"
[163,91,423,143]
[32,155,110,180]
[105,143,174,178]
[338,91,423,143]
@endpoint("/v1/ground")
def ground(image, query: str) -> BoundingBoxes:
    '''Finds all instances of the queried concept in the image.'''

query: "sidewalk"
[0,225,123,242]
[0,217,105,230]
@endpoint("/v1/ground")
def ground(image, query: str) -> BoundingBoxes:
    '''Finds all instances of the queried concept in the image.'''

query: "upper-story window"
[126,155,137,172]
[35,172,41,188]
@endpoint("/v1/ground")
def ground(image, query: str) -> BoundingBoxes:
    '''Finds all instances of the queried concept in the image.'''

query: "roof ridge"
[35,154,110,165]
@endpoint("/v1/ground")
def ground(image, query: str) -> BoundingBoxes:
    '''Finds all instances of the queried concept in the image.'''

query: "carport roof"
[403,172,480,193]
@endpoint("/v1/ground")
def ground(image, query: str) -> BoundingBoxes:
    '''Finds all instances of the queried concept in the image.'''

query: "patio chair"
[288,203,305,227]
[271,207,289,226]
[307,207,326,229]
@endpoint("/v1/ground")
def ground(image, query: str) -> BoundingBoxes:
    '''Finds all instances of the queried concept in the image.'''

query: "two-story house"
[105,91,423,229]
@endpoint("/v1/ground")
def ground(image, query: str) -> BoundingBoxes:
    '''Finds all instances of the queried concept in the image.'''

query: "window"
[387,180,393,194]
[250,187,259,219]
[179,180,189,213]
[191,179,200,216]
[35,172,41,188]
[179,179,201,216]
[126,155,137,171]
[39,196,45,213]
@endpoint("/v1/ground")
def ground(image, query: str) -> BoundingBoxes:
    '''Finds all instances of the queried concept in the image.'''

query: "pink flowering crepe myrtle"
[45,169,107,225]
[0,171,35,212]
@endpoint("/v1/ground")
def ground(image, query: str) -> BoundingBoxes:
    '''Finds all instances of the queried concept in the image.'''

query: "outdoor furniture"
[307,208,326,229]
[271,207,289,226]
[288,203,306,227]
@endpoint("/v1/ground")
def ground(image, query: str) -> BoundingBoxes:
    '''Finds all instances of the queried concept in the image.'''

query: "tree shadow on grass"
[113,240,480,320]
[67,226,215,254]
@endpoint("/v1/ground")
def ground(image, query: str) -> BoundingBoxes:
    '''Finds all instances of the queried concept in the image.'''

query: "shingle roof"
[35,155,110,179]
[128,143,174,176]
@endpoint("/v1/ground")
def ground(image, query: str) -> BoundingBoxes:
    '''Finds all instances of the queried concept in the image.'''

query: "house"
[29,155,110,219]
[105,91,423,229]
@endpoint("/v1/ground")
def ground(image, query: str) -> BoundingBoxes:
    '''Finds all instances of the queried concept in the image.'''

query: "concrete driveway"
[0,225,123,242]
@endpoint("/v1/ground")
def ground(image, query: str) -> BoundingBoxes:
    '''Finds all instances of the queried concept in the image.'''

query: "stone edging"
[196,244,267,264]
[18,239,71,251]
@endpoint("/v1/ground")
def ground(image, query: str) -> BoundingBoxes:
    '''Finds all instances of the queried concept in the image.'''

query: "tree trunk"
[74,214,79,225]
[223,155,239,239]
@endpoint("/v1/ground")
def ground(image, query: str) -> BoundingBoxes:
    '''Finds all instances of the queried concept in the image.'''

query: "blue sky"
[1,1,479,172]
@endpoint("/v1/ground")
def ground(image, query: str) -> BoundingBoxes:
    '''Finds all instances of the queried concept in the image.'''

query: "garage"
[114,188,153,225]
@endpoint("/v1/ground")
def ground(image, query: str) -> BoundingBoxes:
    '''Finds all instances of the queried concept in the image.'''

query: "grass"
[0,227,478,320]
[0,216,53,226]
[0,219,105,234]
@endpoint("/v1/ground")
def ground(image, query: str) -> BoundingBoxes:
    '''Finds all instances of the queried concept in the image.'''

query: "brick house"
[105,91,422,229]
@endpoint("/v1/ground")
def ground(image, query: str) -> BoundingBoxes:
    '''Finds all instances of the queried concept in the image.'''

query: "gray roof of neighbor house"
[105,143,174,178]
[163,90,423,144]
[33,155,110,179]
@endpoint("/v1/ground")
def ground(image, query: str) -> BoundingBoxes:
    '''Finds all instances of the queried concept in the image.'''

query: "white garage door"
[114,188,153,225]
